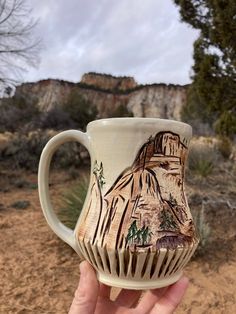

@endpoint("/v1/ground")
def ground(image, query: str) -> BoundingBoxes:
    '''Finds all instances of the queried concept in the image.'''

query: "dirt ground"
[0,168,236,314]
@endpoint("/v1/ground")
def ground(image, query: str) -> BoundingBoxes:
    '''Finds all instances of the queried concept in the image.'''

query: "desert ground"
[0,166,236,314]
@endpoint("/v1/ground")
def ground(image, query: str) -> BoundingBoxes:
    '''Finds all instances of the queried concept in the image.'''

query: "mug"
[38,118,199,289]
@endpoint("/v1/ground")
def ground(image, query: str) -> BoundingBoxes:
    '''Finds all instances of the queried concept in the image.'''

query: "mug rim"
[87,117,192,131]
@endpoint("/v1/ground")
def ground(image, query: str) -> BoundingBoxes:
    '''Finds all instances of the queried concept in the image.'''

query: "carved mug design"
[38,118,199,289]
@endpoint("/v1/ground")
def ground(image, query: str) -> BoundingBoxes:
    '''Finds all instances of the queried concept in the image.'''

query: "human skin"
[68,261,189,314]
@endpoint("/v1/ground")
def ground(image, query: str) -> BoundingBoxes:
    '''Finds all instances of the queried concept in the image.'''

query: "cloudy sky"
[25,0,199,85]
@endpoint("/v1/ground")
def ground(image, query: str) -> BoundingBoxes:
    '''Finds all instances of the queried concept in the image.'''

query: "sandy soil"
[0,169,236,313]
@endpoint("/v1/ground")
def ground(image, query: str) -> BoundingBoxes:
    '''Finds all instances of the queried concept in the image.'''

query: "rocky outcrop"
[13,73,188,121]
[14,79,75,112]
[81,72,137,91]
[78,131,197,251]
[127,84,187,120]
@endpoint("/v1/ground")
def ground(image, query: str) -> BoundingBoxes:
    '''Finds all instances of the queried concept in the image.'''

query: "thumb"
[68,261,99,314]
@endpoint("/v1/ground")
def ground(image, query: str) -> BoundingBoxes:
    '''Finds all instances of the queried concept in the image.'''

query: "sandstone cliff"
[81,72,137,91]
[14,73,188,121]
[78,131,197,252]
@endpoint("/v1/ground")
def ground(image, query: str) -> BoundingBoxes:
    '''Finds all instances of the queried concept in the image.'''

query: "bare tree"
[0,0,41,96]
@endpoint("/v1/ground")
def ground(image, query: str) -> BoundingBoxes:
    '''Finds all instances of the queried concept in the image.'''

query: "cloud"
[25,0,199,84]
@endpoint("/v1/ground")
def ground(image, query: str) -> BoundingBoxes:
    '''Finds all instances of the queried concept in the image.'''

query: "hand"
[68,261,188,314]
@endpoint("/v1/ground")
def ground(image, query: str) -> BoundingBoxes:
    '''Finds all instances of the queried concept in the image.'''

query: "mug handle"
[38,130,91,258]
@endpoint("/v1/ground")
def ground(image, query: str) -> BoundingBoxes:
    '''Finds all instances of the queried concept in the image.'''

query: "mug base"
[97,271,183,290]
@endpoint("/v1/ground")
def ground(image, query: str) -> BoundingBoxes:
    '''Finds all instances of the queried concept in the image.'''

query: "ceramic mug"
[38,118,199,290]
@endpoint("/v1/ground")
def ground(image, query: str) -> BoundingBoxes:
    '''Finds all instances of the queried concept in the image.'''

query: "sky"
[25,0,199,85]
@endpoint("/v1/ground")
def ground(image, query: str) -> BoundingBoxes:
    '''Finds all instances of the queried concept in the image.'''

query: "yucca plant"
[58,175,89,229]
[192,202,211,257]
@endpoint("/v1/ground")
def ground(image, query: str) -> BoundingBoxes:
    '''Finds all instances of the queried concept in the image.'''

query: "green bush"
[52,142,84,169]
[0,131,88,171]
[0,90,98,133]
[217,136,233,159]
[188,143,215,177]
[111,104,133,118]
[57,175,89,229]
[0,96,39,132]
[214,111,236,138]
[0,131,49,170]
[62,90,97,131]
[39,107,73,130]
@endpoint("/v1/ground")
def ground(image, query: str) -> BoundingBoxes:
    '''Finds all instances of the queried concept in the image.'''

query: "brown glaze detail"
[131,251,138,277]
[150,251,159,278]
[115,200,130,250]
[77,174,101,240]
[78,131,198,252]
[103,245,111,274]
[123,249,130,276]
[156,234,192,250]
[141,248,151,277]
[92,175,103,244]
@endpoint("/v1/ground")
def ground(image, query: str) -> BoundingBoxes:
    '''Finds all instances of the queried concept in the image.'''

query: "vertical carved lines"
[92,241,104,271]
[159,249,175,278]
[143,251,156,280]
[151,248,167,278]
[166,248,183,276]
[97,244,110,274]
[78,240,198,281]
[135,251,149,278]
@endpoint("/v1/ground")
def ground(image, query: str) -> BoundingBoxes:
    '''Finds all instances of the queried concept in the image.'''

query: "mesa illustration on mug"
[77,131,198,252]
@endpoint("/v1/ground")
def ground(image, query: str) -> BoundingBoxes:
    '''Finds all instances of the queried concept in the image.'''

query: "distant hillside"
[11,72,188,121]
[0,72,215,135]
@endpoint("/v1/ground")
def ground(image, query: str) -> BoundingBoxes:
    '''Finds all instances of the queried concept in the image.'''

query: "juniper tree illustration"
[159,210,178,231]
[93,160,105,189]
[126,220,153,246]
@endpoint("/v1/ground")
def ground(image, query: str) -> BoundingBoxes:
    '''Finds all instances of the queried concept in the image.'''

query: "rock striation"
[13,73,188,121]
[81,72,137,91]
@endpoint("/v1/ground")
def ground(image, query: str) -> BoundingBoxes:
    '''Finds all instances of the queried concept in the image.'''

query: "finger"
[149,276,189,314]
[136,286,167,313]
[115,289,142,308]
[68,261,99,314]
[99,283,111,298]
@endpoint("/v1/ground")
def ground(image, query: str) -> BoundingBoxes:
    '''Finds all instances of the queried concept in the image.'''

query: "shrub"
[62,90,97,131]
[0,96,39,132]
[2,131,51,170]
[217,136,232,159]
[111,104,133,118]
[52,142,84,169]
[192,203,211,256]
[11,200,30,210]
[0,130,90,171]
[214,110,236,138]
[57,175,89,229]
[39,107,74,130]
[188,143,216,177]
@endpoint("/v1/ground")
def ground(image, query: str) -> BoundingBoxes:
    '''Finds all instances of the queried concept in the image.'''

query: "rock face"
[81,72,137,91]
[14,79,75,112]
[127,85,187,120]
[13,73,188,121]
[78,131,197,252]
